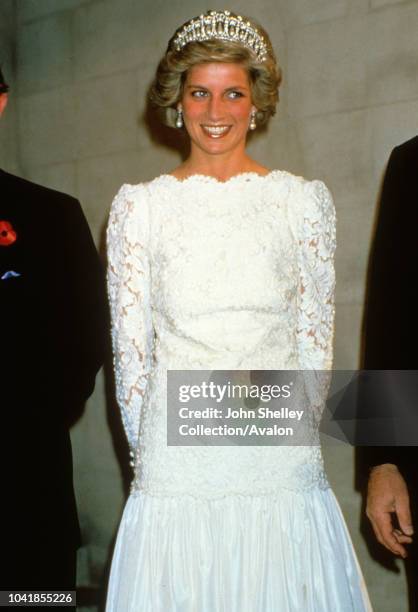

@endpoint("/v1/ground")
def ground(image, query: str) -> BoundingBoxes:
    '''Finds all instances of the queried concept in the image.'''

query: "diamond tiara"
[171,10,269,63]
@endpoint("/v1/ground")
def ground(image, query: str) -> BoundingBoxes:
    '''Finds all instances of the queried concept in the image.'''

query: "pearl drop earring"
[249,110,257,131]
[176,107,183,128]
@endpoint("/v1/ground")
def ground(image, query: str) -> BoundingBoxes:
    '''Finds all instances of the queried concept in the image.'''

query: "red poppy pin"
[0,220,17,246]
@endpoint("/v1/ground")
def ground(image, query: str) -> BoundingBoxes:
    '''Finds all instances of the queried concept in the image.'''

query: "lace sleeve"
[296,180,336,420]
[106,184,154,457]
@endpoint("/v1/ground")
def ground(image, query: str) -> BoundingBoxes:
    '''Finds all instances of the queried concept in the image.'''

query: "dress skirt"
[106,487,372,612]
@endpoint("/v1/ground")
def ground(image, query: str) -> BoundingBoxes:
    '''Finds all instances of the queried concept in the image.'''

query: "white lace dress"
[105,171,372,612]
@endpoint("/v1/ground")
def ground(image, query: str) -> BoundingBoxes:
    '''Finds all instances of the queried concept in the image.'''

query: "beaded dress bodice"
[107,171,336,499]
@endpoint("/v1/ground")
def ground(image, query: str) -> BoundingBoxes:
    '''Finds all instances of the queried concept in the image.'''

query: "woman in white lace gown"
[105,10,372,612]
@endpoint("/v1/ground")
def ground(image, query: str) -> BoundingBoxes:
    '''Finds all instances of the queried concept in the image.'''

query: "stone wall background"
[2,0,418,609]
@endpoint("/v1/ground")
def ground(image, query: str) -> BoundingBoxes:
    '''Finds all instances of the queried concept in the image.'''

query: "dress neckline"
[155,169,283,185]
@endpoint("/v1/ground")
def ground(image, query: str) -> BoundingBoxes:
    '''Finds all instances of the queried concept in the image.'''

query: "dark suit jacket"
[0,169,108,580]
[356,136,418,494]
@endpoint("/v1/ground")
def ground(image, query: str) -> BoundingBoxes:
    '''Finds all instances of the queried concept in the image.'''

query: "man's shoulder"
[0,169,79,210]
[392,135,418,160]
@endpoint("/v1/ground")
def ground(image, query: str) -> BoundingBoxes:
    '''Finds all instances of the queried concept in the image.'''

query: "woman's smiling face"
[180,62,255,158]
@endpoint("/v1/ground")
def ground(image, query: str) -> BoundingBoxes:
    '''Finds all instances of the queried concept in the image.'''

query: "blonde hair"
[149,21,282,128]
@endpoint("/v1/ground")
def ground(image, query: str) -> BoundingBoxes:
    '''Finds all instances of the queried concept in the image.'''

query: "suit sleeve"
[363,146,416,368]
[357,144,418,476]
[48,195,108,410]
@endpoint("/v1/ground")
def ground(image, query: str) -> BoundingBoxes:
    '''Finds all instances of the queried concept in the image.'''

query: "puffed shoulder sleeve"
[106,184,154,456]
[296,179,336,371]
